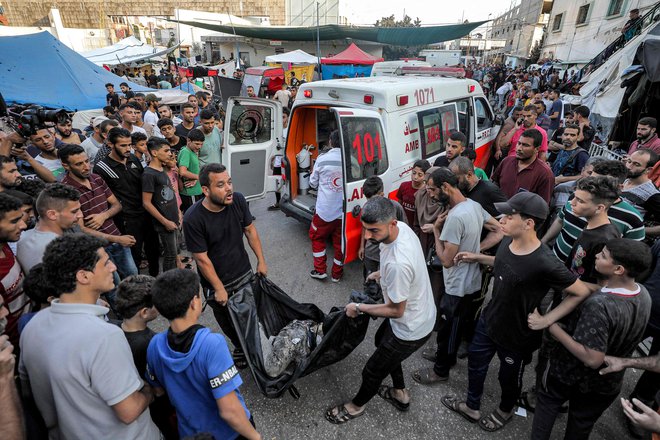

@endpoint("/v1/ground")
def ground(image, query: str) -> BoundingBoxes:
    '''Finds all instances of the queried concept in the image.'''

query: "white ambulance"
[221,76,499,264]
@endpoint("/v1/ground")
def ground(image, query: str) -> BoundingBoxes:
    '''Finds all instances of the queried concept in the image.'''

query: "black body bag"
[227,275,382,398]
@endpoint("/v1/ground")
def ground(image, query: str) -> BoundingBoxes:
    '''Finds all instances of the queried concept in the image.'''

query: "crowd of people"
[0,66,659,440]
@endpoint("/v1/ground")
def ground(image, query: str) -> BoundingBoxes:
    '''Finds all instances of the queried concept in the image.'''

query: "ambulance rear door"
[331,107,389,264]
[472,96,497,169]
[223,97,283,201]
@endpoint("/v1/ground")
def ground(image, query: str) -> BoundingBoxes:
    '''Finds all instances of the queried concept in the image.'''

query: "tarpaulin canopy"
[0,31,151,111]
[265,49,318,64]
[321,43,383,65]
[80,36,180,66]
[169,20,488,46]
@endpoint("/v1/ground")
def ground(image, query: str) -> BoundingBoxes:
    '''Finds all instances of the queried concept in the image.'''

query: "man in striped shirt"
[543,160,645,263]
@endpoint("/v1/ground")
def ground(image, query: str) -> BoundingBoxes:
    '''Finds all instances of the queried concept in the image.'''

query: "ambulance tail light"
[303,90,313,98]
[468,85,476,93]
[363,94,374,104]
[396,95,409,106]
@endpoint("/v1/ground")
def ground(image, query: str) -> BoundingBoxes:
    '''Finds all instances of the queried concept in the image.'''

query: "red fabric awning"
[321,43,384,65]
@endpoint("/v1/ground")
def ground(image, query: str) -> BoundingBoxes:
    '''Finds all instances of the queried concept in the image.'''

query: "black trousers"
[118,213,160,277]
[531,374,619,440]
[352,319,430,407]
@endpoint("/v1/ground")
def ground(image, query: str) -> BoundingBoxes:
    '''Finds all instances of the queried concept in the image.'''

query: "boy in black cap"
[441,192,594,433]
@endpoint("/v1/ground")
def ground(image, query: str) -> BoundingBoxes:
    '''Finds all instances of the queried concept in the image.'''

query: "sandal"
[478,410,513,432]
[377,385,410,412]
[325,404,364,424]
[517,391,536,413]
[441,394,479,424]
[411,368,448,385]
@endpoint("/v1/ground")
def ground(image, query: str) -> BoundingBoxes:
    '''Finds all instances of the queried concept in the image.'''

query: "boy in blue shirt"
[146,269,261,440]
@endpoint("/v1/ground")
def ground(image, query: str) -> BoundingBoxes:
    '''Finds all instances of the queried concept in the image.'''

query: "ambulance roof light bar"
[394,66,466,78]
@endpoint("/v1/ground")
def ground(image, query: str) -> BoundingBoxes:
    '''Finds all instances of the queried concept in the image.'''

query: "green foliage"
[375,15,426,60]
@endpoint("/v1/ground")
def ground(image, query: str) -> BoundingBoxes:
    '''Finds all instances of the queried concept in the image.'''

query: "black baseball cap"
[494,191,549,220]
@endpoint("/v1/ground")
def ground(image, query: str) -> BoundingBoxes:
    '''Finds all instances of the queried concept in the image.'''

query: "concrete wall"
[0,0,287,28]
[542,0,658,62]
[488,0,550,61]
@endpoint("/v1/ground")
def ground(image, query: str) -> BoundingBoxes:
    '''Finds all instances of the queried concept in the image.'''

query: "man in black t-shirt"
[105,83,120,110]
[441,192,592,433]
[183,163,268,368]
[450,157,507,219]
[573,106,596,150]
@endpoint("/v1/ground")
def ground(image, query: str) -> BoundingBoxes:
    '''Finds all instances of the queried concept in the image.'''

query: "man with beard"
[18,129,59,182]
[411,168,501,386]
[60,144,138,280]
[325,196,435,423]
[0,193,28,349]
[433,132,467,168]
[450,157,507,219]
[55,118,85,145]
[500,105,548,162]
[94,128,160,276]
[629,118,660,155]
[198,109,222,167]
[492,129,555,203]
[175,104,196,139]
[158,104,182,126]
[0,156,22,192]
[119,103,147,136]
[81,116,108,162]
[16,183,82,272]
[183,163,267,370]
[551,124,590,185]
[622,149,659,219]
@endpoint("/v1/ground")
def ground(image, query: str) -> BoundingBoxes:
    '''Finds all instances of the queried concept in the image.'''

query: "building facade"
[486,0,553,66]
[541,0,658,63]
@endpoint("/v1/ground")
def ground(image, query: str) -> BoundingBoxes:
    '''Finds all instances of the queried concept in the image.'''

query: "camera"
[0,92,70,138]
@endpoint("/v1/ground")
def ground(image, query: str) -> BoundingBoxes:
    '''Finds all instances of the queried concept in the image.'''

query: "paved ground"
[153,196,643,440]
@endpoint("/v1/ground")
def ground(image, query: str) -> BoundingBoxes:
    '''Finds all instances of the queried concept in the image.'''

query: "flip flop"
[411,368,448,385]
[441,394,479,424]
[377,385,410,412]
[479,410,513,432]
[325,404,365,424]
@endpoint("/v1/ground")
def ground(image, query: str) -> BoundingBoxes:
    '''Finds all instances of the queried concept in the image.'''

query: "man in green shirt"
[178,129,204,213]
[198,109,223,168]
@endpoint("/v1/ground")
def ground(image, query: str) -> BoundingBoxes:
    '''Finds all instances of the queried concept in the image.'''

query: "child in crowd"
[146,269,261,440]
[397,159,430,226]
[359,176,406,277]
[131,131,150,168]
[18,263,55,334]
[162,154,189,269]
[531,239,652,439]
[114,274,179,439]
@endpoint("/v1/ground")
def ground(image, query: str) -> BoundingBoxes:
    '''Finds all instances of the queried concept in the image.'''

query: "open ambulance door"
[472,96,497,170]
[223,97,283,201]
[331,107,389,264]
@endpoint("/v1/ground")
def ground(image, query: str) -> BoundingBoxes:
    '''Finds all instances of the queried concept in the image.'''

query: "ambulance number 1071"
[414,88,436,106]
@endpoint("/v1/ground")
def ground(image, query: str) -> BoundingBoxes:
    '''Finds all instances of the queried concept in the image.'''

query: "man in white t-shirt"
[81,117,108,162]
[325,196,436,424]
[273,83,291,108]
[143,94,163,138]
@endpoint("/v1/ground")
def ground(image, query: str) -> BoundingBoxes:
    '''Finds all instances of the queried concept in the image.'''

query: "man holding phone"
[499,105,549,162]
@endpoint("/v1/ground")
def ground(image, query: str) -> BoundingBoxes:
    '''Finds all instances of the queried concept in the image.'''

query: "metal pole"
[316,2,321,64]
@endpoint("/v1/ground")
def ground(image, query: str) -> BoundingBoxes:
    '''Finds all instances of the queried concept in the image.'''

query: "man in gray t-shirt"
[19,234,160,440]
[412,168,502,384]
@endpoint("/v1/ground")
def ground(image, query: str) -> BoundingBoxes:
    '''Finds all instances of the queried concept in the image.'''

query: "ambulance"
[221,75,499,264]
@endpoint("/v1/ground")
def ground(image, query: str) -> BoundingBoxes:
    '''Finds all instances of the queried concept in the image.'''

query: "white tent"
[579,22,660,137]
[265,49,318,65]
[80,36,180,66]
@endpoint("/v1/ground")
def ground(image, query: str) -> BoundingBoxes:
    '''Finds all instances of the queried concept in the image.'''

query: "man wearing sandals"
[442,192,593,432]
[325,196,436,424]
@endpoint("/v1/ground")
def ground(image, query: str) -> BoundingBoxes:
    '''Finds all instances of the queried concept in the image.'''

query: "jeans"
[119,214,160,277]
[531,374,619,440]
[105,242,138,279]
[352,319,430,407]
[158,230,178,273]
[466,317,532,413]
[433,291,481,377]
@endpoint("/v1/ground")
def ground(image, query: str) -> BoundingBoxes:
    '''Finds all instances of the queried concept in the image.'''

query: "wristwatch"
[355,303,364,315]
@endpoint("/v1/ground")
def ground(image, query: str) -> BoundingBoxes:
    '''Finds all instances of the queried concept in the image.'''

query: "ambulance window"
[340,117,389,182]
[417,104,459,159]
[454,99,470,136]
[227,102,273,145]
[475,98,494,130]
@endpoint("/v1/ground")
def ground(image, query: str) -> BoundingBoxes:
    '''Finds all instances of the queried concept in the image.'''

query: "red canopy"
[321,43,384,65]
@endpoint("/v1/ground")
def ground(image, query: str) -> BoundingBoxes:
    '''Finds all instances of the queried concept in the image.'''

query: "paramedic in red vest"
[309,130,344,282]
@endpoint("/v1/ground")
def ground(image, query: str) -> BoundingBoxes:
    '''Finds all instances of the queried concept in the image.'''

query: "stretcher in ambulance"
[223,77,499,264]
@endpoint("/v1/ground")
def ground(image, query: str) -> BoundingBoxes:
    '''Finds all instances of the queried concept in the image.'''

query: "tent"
[265,49,318,64]
[80,36,180,66]
[0,31,152,111]
[579,21,660,141]
[320,43,383,80]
